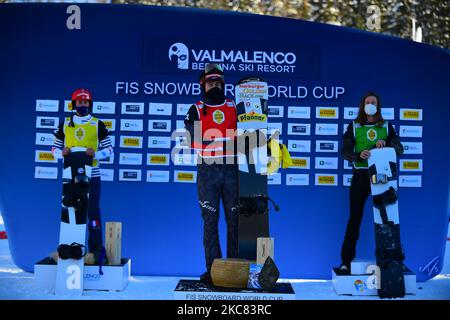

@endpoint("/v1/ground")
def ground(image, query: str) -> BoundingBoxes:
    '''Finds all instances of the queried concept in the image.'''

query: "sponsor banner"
[119,169,142,182]
[119,153,143,165]
[399,175,422,188]
[148,119,172,132]
[268,173,282,185]
[315,140,338,152]
[176,120,186,130]
[268,106,284,118]
[343,160,353,170]
[177,103,192,116]
[315,157,338,170]
[146,170,170,183]
[315,107,338,119]
[315,174,338,186]
[93,102,116,114]
[286,174,309,186]
[399,125,422,138]
[120,119,144,132]
[287,140,311,153]
[343,107,359,120]
[64,100,72,112]
[173,153,196,166]
[119,136,143,149]
[36,100,59,112]
[381,108,395,120]
[35,132,55,146]
[174,170,197,183]
[400,108,422,121]
[99,153,114,164]
[149,102,173,116]
[402,142,423,154]
[101,119,116,131]
[400,159,423,172]
[287,106,310,119]
[343,122,350,134]
[34,166,58,179]
[121,102,145,115]
[343,174,353,187]
[287,123,311,135]
[147,153,170,166]
[315,123,338,136]
[174,135,189,149]
[36,116,59,129]
[290,157,310,169]
[99,169,114,182]
[267,122,282,135]
[35,150,58,163]
[109,136,116,148]
[148,136,172,149]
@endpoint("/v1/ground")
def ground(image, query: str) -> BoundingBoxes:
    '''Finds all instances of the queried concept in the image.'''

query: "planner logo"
[168,43,189,70]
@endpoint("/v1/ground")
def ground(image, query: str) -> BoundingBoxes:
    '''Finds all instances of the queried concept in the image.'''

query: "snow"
[0,238,449,300]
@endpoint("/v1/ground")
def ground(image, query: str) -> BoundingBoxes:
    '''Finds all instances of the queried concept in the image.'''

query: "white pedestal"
[34,257,131,292]
[351,259,375,275]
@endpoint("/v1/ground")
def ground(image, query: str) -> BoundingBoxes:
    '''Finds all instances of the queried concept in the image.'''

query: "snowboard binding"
[57,242,87,260]
[238,195,280,216]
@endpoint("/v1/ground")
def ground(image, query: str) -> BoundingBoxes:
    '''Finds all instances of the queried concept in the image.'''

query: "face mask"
[205,86,225,103]
[364,103,377,116]
[75,106,90,116]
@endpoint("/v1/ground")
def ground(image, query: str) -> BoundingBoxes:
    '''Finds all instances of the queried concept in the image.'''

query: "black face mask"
[204,87,225,104]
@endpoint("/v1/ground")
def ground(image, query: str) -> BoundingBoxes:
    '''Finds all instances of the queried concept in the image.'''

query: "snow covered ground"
[0,216,449,300]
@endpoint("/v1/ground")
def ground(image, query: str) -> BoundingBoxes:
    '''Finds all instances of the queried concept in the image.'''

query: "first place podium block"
[174,280,296,300]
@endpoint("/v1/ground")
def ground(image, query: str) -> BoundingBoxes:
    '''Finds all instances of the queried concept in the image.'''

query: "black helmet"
[199,63,224,86]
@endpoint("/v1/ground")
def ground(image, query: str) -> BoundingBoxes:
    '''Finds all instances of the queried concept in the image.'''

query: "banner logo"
[168,43,189,70]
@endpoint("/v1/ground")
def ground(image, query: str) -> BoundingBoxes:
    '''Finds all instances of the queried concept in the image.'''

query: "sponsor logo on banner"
[315,174,338,186]
[238,111,267,122]
[177,104,191,116]
[400,159,423,172]
[175,136,189,149]
[344,107,359,120]
[147,153,170,166]
[149,102,173,116]
[343,174,353,187]
[147,170,170,183]
[315,157,338,169]
[99,153,114,164]
[267,122,282,135]
[35,133,55,146]
[290,157,310,169]
[174,170,197,183]
[99,169,114,182]
[399,125,422,138]
[343,123,350,134]
[287,106,311,119]
[35,150,58,163]
[403,142,423,154]
[36,100,59,112]
[381,108,395,120]
[64,100,72,112]
[174,153,196,166]
[120,136,143,149]
[316,107,338,119]
[148,119,172,132]
[119,169,142,182]
[315,123,338,135]
[288,123,310,135]
[120,119,144,132]
[288,140,311,153]
[34,166,58,179]
[148,136,171,149]
[399,175,422,188]
[36,117,59,129]
[268,173,282,185]
[315,140,338,152]
[109,136,116,147]
[121,103,144,115]
[93,102,116,114]
[286,174,309,186]
[119,153,143,165]
[343,160,353,170]
[268,106,284,118]
[101,119,116,131]
[400,108,422,121]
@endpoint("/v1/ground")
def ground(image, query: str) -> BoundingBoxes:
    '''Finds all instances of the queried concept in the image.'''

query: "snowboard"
[55,147,92,295]
[367,147,406,298]
[235,77,270,260]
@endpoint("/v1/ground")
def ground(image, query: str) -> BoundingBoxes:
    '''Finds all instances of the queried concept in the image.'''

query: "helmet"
[199,63,224,86]
[71,88,92,102]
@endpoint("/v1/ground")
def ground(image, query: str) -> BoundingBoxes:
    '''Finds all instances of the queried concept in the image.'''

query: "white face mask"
[364,103,377,116]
